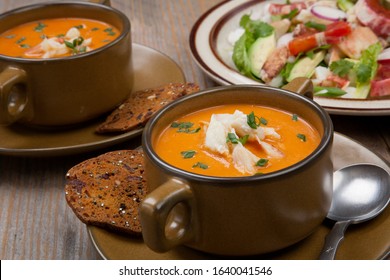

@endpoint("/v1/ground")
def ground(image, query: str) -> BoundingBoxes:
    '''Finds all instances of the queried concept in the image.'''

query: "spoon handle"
[318,220,352,260]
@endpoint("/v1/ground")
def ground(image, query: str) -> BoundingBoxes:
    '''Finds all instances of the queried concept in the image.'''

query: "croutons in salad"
[229,0,390,98]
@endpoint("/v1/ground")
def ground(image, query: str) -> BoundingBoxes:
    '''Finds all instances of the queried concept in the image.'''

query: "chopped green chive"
[178,127,200,134]
[297,134,307,142]
[34,22,47,32]
[256,158,269,167]
[226,133,239,144]
[292,114,298,121]
[305,21,326,31]
[4,34,15,39]
[247,111,261,128]
[171,121,193,128]
[16,37,26,44]
[65,37,87,54]
[282,8,299,20]
[314,86,347,97]
[259,117,268,126]
[226,133,249,145]
[171,121,200,134]
[181,150,196,159]
[192,162,208,169]
[104,27,116,36]
[239,134,249,145]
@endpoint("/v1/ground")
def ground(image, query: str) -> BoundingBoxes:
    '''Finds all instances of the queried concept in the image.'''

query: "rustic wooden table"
[0,0,389,260]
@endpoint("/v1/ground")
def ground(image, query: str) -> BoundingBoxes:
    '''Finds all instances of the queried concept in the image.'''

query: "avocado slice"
[248,32,276,78]
[287,51,326,82]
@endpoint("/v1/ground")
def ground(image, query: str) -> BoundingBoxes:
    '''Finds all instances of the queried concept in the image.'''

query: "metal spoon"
[319,164,390,260]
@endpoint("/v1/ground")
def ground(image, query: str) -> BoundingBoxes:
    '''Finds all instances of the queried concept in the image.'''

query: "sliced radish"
[311,5,347,21]
[378,48,390,64]
[370,78,390,97]
[355,0,390,37]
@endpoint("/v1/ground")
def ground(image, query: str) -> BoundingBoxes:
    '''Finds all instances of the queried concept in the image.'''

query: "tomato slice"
[288,21,352,56]
[324,21,352,44]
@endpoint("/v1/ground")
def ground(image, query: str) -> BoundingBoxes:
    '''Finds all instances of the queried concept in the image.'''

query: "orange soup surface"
[155,104,321,177]
[0,18,120,58]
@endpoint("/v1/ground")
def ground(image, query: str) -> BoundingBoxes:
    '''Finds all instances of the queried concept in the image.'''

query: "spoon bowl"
[319,164,390,260]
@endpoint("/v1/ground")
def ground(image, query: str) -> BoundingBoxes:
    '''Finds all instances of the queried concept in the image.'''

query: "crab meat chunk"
[232,142,260,174]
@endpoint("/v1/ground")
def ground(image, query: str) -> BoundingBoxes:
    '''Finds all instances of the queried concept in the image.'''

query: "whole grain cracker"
[65,150,146,235]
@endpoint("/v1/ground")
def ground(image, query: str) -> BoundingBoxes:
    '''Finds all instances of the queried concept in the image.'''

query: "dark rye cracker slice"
[65,150,146,235]
[96,82,200,133]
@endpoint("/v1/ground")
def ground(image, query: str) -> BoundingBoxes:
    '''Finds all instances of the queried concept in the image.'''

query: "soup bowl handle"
[282,77,314,99]
[0,67,29,125]
[139,178,196,253]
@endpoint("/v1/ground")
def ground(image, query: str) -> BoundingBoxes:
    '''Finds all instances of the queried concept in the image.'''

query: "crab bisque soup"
[155,104,321,177]
[0,18,120,58]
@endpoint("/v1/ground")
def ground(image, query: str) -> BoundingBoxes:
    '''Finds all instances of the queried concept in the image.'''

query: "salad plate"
[87,132,390,260]
[189,0,390,116]
[0,43,185,157]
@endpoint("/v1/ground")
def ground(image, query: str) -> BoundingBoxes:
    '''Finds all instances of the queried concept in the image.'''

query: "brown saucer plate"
[0,43,185,157]
[87,132,390,260]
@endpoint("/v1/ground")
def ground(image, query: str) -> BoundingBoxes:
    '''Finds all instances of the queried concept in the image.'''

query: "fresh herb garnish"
[247,111,266,129]
[239,134,249,145]
[256,158,269,167]
[170,121,200,134]
[34,22,47,32]
[297,133,307,142]
[74,25,84,29]
[281,8,299,20]
[104,27,116,36]
[292,114,298,121]
[330,59,355,77]
[20,44,31,49]
[171,121,193,128]
[178,127,201,134]
[65,37,87,54]
[239,15,274,38]
[91,27,99,31]
[259,117,268,126]
[304,21,326,31]
[16,37,26,44]
[181,150,196,159]
[226,133,249,145]
[192,162,208,169]
[314,86,347,97]
[4,35,15,39]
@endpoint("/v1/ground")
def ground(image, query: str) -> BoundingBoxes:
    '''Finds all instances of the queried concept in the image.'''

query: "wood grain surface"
[0,0,389,260]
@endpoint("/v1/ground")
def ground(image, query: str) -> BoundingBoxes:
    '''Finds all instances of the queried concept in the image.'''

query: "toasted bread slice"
[96,82,200,133]
[65,150,146,235]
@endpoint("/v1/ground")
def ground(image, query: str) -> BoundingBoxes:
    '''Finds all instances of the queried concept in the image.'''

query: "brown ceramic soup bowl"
[140,78,334,256]
[0,1,132,127]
